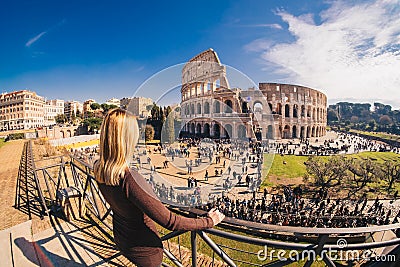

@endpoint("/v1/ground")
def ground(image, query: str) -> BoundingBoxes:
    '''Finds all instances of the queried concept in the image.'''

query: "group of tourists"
[198,187,399,228]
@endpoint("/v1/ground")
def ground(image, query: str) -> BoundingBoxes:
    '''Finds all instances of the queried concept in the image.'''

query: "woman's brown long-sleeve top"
[98,168,213,267]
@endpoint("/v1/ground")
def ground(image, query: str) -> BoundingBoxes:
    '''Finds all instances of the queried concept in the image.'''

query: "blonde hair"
[94,108,139,185]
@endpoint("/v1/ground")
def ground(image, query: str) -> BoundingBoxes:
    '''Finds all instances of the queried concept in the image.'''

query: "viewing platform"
[1,140,399,266]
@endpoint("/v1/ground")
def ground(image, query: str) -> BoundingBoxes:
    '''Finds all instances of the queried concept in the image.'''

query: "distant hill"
[328,102,400,135]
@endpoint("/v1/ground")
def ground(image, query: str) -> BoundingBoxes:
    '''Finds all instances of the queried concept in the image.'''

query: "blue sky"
[1,0,400,108]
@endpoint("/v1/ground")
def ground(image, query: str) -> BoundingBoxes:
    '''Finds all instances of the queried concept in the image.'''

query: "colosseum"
[180,49,327,140]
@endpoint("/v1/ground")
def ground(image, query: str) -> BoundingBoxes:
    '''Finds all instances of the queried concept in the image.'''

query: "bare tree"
[304,155,351,189]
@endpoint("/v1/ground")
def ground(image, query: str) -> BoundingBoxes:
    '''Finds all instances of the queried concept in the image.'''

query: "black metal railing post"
[191,231,197,267]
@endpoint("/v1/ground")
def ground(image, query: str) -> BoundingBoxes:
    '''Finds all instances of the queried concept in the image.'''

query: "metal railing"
[17,146,399,267]
[66,156,400,267]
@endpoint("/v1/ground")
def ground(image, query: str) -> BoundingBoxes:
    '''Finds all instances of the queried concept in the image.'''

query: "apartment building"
[83,99,96,118]
[0,90,45,131]
[64,101,83,121]
[125,97,153,117]
[44,99,64,126]
[105,98,120,107]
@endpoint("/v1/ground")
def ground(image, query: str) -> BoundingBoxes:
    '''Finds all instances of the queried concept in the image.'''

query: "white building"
[64,101,83,121]
[44,99,64,126]
[127,97,153,117]
[105,98,120,107]
[0,90,45,131]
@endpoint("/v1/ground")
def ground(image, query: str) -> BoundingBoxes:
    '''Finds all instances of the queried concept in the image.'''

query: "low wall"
[49,134,100,147]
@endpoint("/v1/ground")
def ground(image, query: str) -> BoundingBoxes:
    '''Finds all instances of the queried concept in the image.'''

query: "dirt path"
[0,140,29,230]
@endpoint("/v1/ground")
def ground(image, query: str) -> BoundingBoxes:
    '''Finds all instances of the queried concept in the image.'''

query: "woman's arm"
[124,171,214,231]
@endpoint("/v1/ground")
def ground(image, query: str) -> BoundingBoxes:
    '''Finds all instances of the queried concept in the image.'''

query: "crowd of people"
[261,132,400,156]
[198,187,400,228]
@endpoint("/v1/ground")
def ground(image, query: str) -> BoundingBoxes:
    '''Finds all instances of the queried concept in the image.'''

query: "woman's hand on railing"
[207,208,225,226]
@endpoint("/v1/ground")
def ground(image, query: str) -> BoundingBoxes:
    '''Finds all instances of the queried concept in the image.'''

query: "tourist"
[94,109,225,267]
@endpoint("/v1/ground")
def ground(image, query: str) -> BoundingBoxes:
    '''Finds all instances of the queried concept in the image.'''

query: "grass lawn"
[348,151,400,163]
[264,154,308,179]
[350,129,400,142]
[264,152,400,180]
[262,151,400,195]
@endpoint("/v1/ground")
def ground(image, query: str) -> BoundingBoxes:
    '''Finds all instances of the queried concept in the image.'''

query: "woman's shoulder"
[122,168,158,198]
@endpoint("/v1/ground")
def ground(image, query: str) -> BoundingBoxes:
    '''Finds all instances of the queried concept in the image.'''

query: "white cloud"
[248,0,400,108]
[25,31,47,47]
[250,23,283,30]
[244,38,274,52]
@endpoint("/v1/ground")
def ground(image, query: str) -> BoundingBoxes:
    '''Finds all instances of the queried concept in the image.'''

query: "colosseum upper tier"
[180,49,327,140]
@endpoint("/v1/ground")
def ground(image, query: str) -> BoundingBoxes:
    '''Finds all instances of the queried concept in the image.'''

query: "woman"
[94,109,224,267]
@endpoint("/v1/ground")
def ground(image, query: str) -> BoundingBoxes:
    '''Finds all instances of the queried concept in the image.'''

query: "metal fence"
[16,143,400,267]
[67,156,400,267]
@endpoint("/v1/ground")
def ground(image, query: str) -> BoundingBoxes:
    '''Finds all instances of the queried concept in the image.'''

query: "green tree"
[146,104,153,112]
[76,109,83,119]
[55,114,67,124]
[86,111,94,118]
[368,119,377,130]
[151,104,160,120]
[350,115,359,124]
[101,103,118,113]
[90,102,101,110]
[160,107,165,123]
[161,113,175,144]
[83,118,103,133]
[379,115,392,128]
[145,124,155,141]
[70,111,76,122]
[327,109,339,122]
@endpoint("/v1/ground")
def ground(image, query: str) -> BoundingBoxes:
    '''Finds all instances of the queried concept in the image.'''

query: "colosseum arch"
[307,106,312,117]
[214,101,220,113]
[283,125,291,139]
[285,104,290,118]
[196,123,202,135]
[276,103,282,115]
[204,102,210,114]
[253,101,263,113]
[301,105,306,117]
[190,123,195,134]
[241,101,249,113]
[224,100,233,113]
[237,125,246,139]
[203,123,210,137]
[213,123,221,138]
[300,126,305,138]
[224,124,232,139]
[292,125,297,138]
[197,103,201,114]
[293,104,298,118]
[268,103,273,113]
